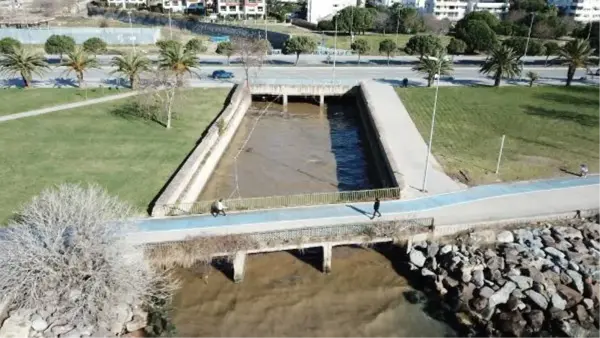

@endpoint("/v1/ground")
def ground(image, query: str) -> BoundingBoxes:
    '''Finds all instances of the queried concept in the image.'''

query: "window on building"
[257,6,263,11]
[220,5,226,11]
[229,5,236,11]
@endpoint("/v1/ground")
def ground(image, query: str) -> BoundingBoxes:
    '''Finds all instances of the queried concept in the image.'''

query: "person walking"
[371,197,381,219]
[211,198,227,217]
[580,164,589,178]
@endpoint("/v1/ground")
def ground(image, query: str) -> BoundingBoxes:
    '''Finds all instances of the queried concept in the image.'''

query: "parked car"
[212,70,234,79]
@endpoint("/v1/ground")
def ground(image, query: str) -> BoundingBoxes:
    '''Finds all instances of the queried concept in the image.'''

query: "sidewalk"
[0,91,137,123]
[131,175,600,244]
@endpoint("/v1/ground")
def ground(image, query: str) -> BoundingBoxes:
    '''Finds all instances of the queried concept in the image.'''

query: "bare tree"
[32,0,63,16]
[138,70,182,129]
[232,37,270,88]
[506,10,527,23]
[0,183,174,330]
[423,14,451,35]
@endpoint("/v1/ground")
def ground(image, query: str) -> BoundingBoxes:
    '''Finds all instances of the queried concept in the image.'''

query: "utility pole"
[421,57,444,193]
[333,17,337,81]
[523,12,535,59]
[264,0,268,41]
[395,15,399,46]
[168,9,173,39]
[128,11,135,52]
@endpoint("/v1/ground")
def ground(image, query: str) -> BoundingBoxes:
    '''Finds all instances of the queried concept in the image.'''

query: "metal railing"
[155,187,401,216]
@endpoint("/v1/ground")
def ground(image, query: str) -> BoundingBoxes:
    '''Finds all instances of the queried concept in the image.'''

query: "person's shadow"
[346,205,372,219]
[560,167,581,177]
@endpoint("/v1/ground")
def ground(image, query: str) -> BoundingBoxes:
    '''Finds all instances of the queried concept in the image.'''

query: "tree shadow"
[1,78,42,88]
[535,93,600,108]
[110,101,167,127]
[52,77,78,88]
[523,105,599,127]
[287,247,323,273]
[447,78,489,86]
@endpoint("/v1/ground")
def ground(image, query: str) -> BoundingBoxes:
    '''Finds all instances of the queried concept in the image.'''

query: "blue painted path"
[139,176,599,232]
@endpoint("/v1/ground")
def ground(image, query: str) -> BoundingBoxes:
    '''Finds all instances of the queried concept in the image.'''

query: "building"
[213,0,266,18]
[548,0,600,22]
[371,0,508,21]
[306,0,364,23]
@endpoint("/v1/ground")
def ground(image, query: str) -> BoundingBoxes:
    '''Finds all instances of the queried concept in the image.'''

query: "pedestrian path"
[0,91,137,123]
[139,175,599,232]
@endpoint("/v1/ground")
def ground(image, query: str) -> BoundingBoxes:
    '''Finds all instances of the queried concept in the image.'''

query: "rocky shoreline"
[403,216,600,337]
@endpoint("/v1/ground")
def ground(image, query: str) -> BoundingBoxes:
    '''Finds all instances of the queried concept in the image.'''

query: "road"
[6,65,596,88]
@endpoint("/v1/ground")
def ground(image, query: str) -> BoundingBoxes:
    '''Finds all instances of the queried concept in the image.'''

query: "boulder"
[550,308,572,321]
[527,309,545,333]
[414,241,428,250]
[497,231,514,243]
[553,226,584,240]
[525,289,548,310]
[442,276,459,289]
[0,315,30,338]
[515,229,534,243]
[126,315,147,333]
[545,247,566,260]
[409,249,426,268]
[544,270,562,285]
[512,288,525,299]
[440,244,453,255]
[488,281,517,308]
[555,240,574,252]
[557,284,584,309]
[427,242,439,258]
[470,296,488,312]
[52,325,75,335]
[569,261,580,272]
[575,304,593,328]
[496,311,527,337]
[472,269,485,288]
[583,298,594,310]
[486,256,504,271]
[479,286,495,298]
[30,314,48,332]
[506,295,520,311]
[552,292,568,311]
[509,275,534,290]
[421,268,437,278]
[567,270,584,294]
[541,235,556,246]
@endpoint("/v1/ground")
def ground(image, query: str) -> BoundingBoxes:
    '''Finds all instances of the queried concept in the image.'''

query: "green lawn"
[397,86,600,184]
[0,88,231,223]
[0,88,128,116]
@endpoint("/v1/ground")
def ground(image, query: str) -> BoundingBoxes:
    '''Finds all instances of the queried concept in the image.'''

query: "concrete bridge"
[249,83,354,110]
[137,176,599,282]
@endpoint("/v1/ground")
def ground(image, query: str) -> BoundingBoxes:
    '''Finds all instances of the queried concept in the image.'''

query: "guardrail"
[154,187,401,216]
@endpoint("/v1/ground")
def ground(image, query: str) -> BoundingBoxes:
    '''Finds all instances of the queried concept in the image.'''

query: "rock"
[525,289,548,310]
[30,314,48,332]
[506,295,520,311]
[556,240,574,252]
[442,276,459,289]
[426,242,439,258]
[414,241,428,250]
[479,286,494,298]
[567,270,584,294]
[589,240,600,251]
[557,258,570,270]
[497,311,527,337]
[69,289,82,302]
[541,235,556,246]
[545,247,566,259]
[472,269,485,288]
[560,320,590,338]
[557,284,584,308]
[515,229,534,243]
[409,249,426,268]
[510,275,534,290]
[126,315,147,333]
[421,268,436,278]
[561,271,574,285]
[52,325,74,335]
[512,288,525,299]
[553,226,584,240]
[552,293,568,310]
[461,282,477,303]
[575,304,593,328]
[485,256,504,271]
[527,309,545,332]
[583,298,594,310]
[60,329,81,338]
[440,244,453,255]
[0,315,30,338]
[488,281,517,308]
[544,270,562,285]
[504,252,520,265]
[550,308,572,321]
[507,267,521,277]
[497,231,514,243]
[526,267,546,284]
[470,296,488,312]
[569,261,580,272]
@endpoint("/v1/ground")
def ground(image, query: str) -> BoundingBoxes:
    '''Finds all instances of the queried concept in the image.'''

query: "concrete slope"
[360,80,465,198]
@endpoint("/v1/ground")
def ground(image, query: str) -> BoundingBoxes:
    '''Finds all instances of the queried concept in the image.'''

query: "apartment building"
[371,0,508,21]
[109,0,204,12]
[549,0,600,22]
[212,0,266,18]
[306,0,364,23]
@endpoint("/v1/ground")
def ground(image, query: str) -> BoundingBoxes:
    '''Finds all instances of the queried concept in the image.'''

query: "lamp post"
[333,17,337,81]
[421,55,447,193]
[127,11,136,53]
[522,12,535,77]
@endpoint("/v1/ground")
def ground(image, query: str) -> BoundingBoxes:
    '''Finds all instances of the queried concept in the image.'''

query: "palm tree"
[157,43,199,86]
[0,47,49,88]
[480,45,521,87]
[555,39,593,87]
[62,47,99,88]
[110,51,151,90]
[412,53,453,87]
[526,71,539,87]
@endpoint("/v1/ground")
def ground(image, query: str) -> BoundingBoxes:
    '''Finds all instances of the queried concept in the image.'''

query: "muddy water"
[199,99,379,201]
[172,246,456,337]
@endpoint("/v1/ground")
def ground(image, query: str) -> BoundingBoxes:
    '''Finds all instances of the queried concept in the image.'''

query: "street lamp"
[421,55,449,193]
[522,12,535,77]
[127,11,135,53]
[333,17,337,80]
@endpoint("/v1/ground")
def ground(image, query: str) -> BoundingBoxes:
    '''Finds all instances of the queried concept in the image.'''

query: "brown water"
[199,99,378,201]
[172,246,456,337]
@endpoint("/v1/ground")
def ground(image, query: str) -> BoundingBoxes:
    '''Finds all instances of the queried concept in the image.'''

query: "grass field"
[397,86,599,184]
[0,87,231,223]
[0,88,128,116]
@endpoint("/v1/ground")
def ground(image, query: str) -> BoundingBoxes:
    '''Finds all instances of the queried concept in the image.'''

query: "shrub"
[156,39,182,51]
[446,38,467,55]
[184,38,206,54]
[44,34,75,59]
[0,37,21,54]
[83,37,108,55]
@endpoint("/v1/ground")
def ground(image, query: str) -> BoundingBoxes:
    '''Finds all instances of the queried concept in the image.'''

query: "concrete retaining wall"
[356,82,402,189]
[150,85,251,217]
[88,6,290,49]
[249,84,354,96]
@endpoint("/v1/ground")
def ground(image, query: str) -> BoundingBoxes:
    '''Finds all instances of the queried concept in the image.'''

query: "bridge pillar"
[233,251,247,283]
[282,94,288,112]
[319,95,325,108]
[322,243,332,274]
